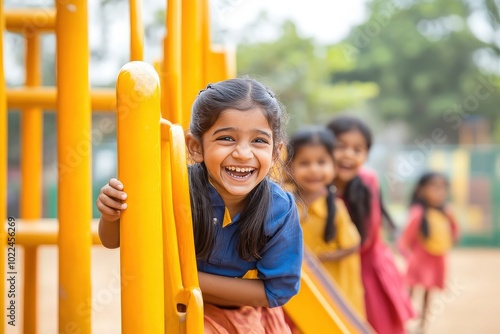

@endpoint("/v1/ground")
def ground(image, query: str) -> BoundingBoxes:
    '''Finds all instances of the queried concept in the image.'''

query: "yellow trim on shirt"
[223,207,232,228]
[242,269,259,279]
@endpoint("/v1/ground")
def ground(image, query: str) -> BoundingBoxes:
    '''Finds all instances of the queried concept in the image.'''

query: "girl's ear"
[272,142,285,165]
[186,132,204,163]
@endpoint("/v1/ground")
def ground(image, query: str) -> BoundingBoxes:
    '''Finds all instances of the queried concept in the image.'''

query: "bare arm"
[198,272,269,307]
[98,217,121,249]
[317,245,360,262]
[96,178,127,249]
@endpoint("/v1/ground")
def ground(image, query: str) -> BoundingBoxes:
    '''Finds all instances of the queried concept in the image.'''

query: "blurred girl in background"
[327,116,415,334]
[287,127,365,318]
[398,172,459,331]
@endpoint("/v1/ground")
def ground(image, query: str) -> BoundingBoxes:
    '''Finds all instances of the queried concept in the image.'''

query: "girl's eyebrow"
[212,127,272,139]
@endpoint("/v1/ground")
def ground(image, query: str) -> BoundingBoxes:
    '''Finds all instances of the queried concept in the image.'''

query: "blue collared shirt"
[196,179,303,308]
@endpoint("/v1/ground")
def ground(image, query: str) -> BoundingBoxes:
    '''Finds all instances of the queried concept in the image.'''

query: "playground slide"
[284,247,374,334]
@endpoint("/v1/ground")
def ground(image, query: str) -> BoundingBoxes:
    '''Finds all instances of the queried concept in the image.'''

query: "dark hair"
[288,127,337,242]
[189,77,288,261]
[327,116,395,242]
[410,171,449,239]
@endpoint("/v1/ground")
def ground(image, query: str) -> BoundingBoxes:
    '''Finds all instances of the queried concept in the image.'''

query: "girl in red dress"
[398,172,459,331]
[327,116,415,334]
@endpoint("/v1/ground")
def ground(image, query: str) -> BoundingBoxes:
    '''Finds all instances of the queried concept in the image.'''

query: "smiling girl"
[97,78,303,333]
[327,116,414,334]
[287,127,365,318]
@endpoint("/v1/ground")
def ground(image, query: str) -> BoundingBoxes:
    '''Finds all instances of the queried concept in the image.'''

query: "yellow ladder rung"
[5,9,56,32]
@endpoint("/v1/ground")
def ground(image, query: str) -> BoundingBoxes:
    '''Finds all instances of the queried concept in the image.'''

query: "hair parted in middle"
[188,77,289,261]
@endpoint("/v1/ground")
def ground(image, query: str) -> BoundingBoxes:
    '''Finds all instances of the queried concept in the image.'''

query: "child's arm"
[199,272,269,307]
[397,205,423,257]
[96,178,127,248]
[445,207,460,244]
[317,245,360,262]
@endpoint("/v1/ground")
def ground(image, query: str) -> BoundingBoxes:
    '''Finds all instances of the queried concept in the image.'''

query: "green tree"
[237,19,379,132]
[333,0,500,142]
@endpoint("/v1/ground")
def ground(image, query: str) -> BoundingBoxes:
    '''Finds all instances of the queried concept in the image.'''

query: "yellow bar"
[117,61,165,332]
[162,0,182,123]
[205,48,235,83]
[160,120,184,332]
[0,2,7,329]
[169,124,204,332]
[9,219,101,247]
[56,1,92,332]
[129,0,143,60]
[200,0,210,87]
[181,0,202,129]
[21,32,42,334]
[7,87,116,111]
[5,9,56,32]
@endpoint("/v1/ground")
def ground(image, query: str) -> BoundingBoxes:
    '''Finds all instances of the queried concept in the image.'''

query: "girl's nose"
[232,144,253,160]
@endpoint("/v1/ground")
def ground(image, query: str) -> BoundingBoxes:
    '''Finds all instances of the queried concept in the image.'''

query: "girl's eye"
[217,136,234,141]
[254,138,269,144]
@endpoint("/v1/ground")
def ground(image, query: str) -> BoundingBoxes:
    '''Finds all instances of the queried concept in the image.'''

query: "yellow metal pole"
[129,0,143,60]
[21,31,42,334]
[116,61,165,333]
[56,0,92,332]
[181,0,202,129]
[200,0,211,87]
[0,1,7,330]
[162,0,182,124]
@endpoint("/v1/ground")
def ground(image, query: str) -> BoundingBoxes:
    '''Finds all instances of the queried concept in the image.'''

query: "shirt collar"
[208,183,240,227]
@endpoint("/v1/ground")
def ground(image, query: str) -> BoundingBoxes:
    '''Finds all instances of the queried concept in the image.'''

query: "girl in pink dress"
[398,172,459,331]
[327,116,415,334]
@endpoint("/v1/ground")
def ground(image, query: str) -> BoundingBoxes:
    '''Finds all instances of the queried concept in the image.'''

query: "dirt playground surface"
[6,247,500,333]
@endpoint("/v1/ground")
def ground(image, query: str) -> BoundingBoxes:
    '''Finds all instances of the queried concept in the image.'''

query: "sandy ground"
[5,247,500,333]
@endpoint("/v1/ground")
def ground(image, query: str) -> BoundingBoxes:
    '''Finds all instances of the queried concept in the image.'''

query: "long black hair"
[189,77,288,261]
[287,127,337,243]
[409,171,448,239]
[327,116,395,242]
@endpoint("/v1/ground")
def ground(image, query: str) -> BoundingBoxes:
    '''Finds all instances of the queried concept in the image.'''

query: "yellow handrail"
[160,119,185,332]
[116,61,165,332]
[169,123,204,333]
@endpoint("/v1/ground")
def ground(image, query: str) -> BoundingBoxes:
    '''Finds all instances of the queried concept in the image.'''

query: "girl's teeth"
[226,167,254,172]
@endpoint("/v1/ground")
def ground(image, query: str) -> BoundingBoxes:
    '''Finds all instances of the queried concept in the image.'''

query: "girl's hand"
[96,178,128,222]
[318,245,360,262]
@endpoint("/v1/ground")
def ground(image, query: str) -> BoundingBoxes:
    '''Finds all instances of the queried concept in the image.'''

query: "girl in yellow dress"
[287,126,366,319]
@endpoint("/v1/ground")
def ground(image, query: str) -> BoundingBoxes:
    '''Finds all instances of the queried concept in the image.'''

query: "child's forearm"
[98,217,121,249]
[198,272,269,307]
[318,245,359,262]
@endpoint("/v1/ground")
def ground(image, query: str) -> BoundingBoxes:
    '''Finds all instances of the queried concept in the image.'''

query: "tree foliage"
[333,0,500,141]
[237,19,379,132]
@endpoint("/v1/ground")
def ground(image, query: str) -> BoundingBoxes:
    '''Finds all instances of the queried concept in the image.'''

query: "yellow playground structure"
[1,0,373,333]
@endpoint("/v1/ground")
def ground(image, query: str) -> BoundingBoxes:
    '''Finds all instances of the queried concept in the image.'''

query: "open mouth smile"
[225,166,256,179]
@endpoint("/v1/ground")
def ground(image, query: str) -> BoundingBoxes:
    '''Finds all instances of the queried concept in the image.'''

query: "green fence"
[373,144,500,247]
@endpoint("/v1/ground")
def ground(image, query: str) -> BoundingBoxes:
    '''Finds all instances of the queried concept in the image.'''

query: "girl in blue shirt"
[97,77,303,333]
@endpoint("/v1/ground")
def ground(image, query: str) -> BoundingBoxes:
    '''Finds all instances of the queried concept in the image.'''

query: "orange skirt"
[204,304,291,334]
